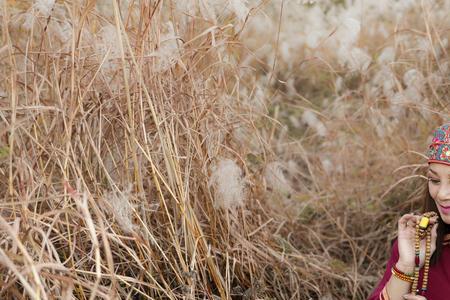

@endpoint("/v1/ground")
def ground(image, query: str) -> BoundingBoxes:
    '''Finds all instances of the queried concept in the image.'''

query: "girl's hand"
[397,213,439,271]
[402,293,427,299]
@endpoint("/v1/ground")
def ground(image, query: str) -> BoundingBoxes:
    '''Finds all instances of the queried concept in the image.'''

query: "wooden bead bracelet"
[391,264,414,283]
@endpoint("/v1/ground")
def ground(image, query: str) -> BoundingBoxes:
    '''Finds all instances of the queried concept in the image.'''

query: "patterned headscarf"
[427,123,450,166]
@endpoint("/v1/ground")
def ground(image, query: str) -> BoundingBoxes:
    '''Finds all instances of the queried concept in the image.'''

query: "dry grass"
[0,0,449,299]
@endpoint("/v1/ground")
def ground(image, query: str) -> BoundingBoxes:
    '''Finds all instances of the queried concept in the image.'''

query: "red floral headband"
[427,123,450,166]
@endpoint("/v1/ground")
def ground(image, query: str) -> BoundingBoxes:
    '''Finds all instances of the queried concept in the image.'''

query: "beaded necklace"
[411,211,437,296]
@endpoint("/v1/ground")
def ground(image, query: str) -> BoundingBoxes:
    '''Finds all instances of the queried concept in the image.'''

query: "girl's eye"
[428,178,440,184]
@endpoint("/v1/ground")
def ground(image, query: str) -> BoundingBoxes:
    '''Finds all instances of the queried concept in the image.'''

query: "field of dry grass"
[1,0,449,299]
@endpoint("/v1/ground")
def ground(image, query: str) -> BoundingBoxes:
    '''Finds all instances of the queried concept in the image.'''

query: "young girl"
[368,123,450,300]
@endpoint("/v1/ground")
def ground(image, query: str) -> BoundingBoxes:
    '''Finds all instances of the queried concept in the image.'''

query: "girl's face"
[427,162,450,224]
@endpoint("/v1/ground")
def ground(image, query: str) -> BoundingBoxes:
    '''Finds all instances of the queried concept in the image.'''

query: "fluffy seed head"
[208,158,246,210]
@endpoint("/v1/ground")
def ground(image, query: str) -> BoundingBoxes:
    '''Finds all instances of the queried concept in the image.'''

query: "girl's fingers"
[398,213,439,232]
[414,215,422,223]
[407,219,416,227]
[430,215,439,225]
[399,213,416,230]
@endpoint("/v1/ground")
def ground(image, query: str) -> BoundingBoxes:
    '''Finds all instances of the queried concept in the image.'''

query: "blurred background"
[1,0,449,299]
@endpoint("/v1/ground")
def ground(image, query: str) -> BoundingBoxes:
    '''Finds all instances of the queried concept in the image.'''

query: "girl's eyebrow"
[428,168,450,178]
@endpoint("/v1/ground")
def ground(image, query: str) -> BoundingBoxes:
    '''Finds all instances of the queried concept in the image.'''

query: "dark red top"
[368,236,450,299]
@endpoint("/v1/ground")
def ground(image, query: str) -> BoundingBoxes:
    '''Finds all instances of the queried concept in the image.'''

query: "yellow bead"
[419,216,430,229]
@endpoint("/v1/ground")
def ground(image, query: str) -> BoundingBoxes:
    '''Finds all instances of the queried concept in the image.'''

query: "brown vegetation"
[0,0,449,299]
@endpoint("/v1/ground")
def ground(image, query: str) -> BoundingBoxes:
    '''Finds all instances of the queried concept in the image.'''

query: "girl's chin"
[437,209,450,224]
[441,216,450,225]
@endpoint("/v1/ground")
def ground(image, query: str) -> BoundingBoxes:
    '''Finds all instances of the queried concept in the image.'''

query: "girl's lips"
[439,204,450,214]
